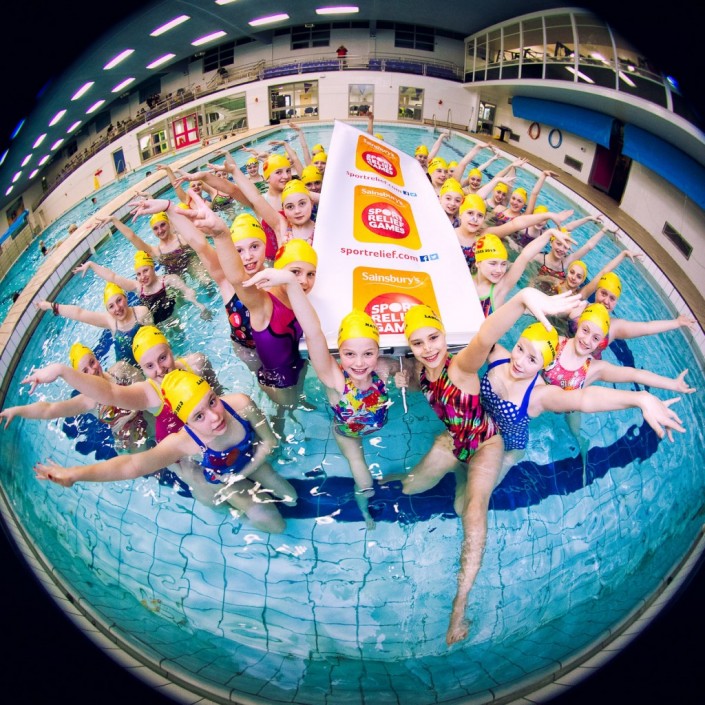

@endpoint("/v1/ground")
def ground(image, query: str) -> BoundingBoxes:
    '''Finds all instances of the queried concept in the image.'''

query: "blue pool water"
[1,123,704,704]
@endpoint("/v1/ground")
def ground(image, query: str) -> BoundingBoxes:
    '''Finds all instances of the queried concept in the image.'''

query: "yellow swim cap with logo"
[512,187,528,202]
[459,193,487,215]
[427,157,448,174]
[273,238,318,270]
[134,251,155,270]
[149,212,169,227]
[300,165,322,184]
[597,272,622,298]
[132,325,169,364]
[468,168,482,179]
[245,156,260,166]
[230,213,266,244]
[103,282,126,307]
[520,322,559,368]
[439,178,465,198]
[475,234,508,262]
[161,370,212,424]
[569,260,588,279]
[403,305,445,339]
[415,145,429,156]
[69,342,94,370]
[263,154,291,181]
[281,179,311,203]
[337,310,380,349]
[578,303,611,336]
[495,182,509,193]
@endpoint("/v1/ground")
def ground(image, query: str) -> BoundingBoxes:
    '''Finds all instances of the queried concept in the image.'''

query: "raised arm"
[1,394,95,428]
[526,170,558,214]
[579,250,642,300]
[427,130,450,162]
[450,140,490,182]
[157,163,190,205]
[35,300,111,329]
[162,273,212,319]
[567,225,612,264]
[610,314,697,341]
[491,210,574,240]
[477,157,528,199]
[588,362,696,394]
[97,215,157,259]
[73,260,137,293]
[287,120,312,166]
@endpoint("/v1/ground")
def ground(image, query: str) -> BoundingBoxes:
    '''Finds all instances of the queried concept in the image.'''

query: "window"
[394,23,435,52]
[201,94,248,135]
[269,81,319,122]
[398,86,424,121]
[291,24,330,50]
[349,84,374,117]
[138,129,168,161]
[203,41,234,72]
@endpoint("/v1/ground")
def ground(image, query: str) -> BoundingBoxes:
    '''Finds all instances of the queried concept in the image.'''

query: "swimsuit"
[480,359,539,451]
[112,309,143,365]
[252,293,304,389]
[96,371,148,452]
[261,218,281,260]
[461,242,476,270]
[284,222,315,246]
[478,283,496,318]
[543,338,592,390]
[140,278,175,324]
[419,353,498,462]
[157,233,198,276]
[224,291,256,349]
[183,400,254,484]
[332,370,390,438]
[537,253,566,279]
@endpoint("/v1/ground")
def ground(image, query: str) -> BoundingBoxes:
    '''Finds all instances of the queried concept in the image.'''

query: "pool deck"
[481,133,705,327]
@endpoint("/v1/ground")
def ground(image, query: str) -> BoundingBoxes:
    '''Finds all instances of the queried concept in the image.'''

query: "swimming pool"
[1,123,703,704]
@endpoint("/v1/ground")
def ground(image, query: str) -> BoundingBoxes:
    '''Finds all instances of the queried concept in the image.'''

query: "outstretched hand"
[21,363,65,394]
[520,289,583,328]
[242,268,296,289]
[673,369,696,394]
[34,459,75,487]
[640,395,685,442]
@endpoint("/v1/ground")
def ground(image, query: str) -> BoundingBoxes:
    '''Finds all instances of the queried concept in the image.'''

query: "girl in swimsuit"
[489,186,528,225]
[73,250,211,324]
[481,311,689,482]
[36,282,153,366]
[1,342,149,454]
[427,156,449,194]
[33,369,296,534]
[244,267,402,529]
[391,286,584,646]
[95,213,211,286]
[438,178,465,227]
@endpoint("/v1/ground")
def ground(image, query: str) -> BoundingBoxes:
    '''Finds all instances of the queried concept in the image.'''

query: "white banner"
[308,120,482,351]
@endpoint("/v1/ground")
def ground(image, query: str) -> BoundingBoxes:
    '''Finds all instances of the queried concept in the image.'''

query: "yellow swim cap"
[495,182,509,193]
[311,143,325,154]
[313,152,328,163]
[273,238,318,270]
[281,179,311,203]
[263,154,291,181]
[103,282,126,308]
[149,212,169,227]
[403,305,444,339]
[569,260,588,279]
[230,213,266,244]
[448,160,458,169]
[415,144,429,156]
[374,133,384,141]
[134,250,155,271]
[337,310,380,349]
[245,156,260,166]
[597,272,622,298]
[439,178,465,198]
[459,193,487,215]
[69,342,94,370]
[468,168,482,179]
[132,325,169,364]
[512,187,528,202]
[578,303,611,336]
[161,370,212,424]
[427,157,448,174]
[475,234,508,262]
[520,322,558,368]
[300,165,322,184]
[533,204,548,214]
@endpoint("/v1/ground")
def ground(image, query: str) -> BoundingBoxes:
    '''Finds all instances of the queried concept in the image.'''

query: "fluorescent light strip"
[565,66,595,84]
[104,49,134,70]
[86,100,106,114]
[11,119,25,139]
[192,30,227,46]
[51,139,64,151]
[215,0,238,4]
[618,70,636,88]
[112,77,136,93]
[249,13,289,27]
[29,169,39,179]
[0,149,8,166]
[33,133,47,148]
[49,109,67,126]
[5,186,13,196]
[67,120,82,133]
[147,53,176,69]
[21,154,32,167]
[151,14,190,36]
[12,171,22,183]
[71,82,94,100]
[38,155,50,165]
[316,6,359,15]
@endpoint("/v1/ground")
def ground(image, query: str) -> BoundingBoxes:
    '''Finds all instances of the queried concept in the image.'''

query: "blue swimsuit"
[480,358,539,451]
[183,400,254,484]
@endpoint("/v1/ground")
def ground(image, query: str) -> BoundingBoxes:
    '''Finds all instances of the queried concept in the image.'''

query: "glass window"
[487,29,502,67]
[398,86,424,121]
[138,129,168,162]
[269,81,319,122]
[474,35,488,81]
[200,94,247,136]
[349,84,374,117]
[394,24,435,52]
[203,42,235,72]
[291,24,330,50]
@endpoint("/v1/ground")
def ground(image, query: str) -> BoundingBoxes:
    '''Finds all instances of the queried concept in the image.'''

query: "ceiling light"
[51,139,65,151]
[67,120,82,133]
[71,82,94,100]
[151,14,190,36]
[33,134,47,148]
[618,71,636,88]
[11,119,25,139]
[49,109,67,126]
[0,149,8,166]
[147,53,176,69]
[38,155,50,165]
[21,154,32,167]
[5,186,13,196]
[86,100,106,114]
[215,0,238,4]
[316,6,359,15]
[565,66,595,84]
[112,77,136,93]
[248,13,289,27]
[29,169,39,179]
[192,30,227,46]
[12,171,22,183]
[104,49,134,70]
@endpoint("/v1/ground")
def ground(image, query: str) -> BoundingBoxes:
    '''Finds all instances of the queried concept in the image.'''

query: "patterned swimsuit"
[332,370,390,438]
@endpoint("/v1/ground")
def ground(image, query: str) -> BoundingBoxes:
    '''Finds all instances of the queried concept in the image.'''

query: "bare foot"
[446,607,470,645]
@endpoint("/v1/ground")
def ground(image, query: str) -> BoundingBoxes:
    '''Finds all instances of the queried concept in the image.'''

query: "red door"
[172,114,199,149]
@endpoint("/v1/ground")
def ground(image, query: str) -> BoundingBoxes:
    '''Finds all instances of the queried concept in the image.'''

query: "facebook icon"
[419,253,439,262]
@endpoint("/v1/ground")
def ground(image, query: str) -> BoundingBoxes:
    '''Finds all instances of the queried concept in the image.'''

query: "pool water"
[1,123,704,704]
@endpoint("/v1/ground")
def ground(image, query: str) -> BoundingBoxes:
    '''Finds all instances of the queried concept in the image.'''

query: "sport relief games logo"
[353,185,421,249]
[355,134,405,187]
[353,266,440,335]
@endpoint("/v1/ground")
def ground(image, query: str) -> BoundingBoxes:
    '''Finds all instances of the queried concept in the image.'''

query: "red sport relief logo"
[361,150,397,179]
[355,135,405,187]
[353,185,421,249]
[361,202,409,239]
[364,292,422,334]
